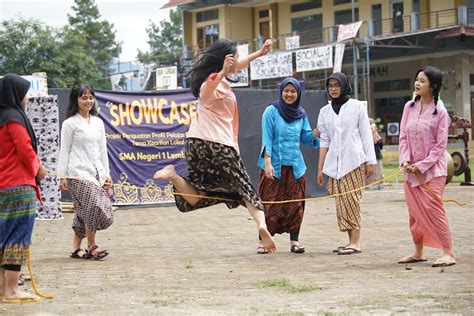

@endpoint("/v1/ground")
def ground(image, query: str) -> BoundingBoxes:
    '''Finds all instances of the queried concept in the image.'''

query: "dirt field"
[2,183,473,315]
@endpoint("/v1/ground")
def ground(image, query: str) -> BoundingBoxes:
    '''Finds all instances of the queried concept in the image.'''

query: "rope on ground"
[27,248,53,300]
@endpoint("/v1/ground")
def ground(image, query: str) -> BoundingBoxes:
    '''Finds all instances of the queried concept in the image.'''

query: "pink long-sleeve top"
[399,99,450,187]
[186,56,250,154]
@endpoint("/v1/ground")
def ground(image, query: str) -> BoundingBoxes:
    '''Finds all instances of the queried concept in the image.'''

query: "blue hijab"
[272,77,306,122]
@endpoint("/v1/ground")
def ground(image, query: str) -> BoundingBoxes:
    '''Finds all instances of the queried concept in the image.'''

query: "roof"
[161,0,197,9]
[434,25,474,40]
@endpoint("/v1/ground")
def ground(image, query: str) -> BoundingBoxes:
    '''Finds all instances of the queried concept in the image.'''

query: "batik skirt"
[174,138,263,212]
[327,164,366,232]
[258,166,306,236]
[67,179,114,238]
[0,185,36,266]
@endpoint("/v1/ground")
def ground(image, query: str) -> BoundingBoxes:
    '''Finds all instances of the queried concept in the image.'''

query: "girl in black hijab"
[0,74,45,303]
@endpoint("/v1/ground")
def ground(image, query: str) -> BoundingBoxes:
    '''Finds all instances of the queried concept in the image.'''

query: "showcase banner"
[95,90,197,205]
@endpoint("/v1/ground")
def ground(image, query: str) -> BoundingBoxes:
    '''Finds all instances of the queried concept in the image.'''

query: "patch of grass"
[254,278,319,293]
[184,259,193,269]
[149,299,170,306]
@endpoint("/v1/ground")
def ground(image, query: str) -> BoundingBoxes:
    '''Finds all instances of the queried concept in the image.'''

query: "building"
[163,0,474,140]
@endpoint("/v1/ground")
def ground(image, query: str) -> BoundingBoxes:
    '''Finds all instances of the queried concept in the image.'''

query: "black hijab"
[0,74,37,153]
[326,72,351,115]
[272,77,306,123]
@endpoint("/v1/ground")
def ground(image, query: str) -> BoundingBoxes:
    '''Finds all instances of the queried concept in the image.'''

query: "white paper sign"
[156,66,177,90]
[333,44,345,73]
[250,52,293,80]
[285,35,300,50]
[229,44,249,87]
[295,46,333,72]
[23,75,48,97]
[337,21,363,42]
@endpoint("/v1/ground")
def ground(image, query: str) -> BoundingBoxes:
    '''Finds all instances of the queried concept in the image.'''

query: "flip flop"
[332,245,348,253]
[432,260,456,267]
[3,296,39,304]
[337,247,362,255]
[256,246,268,254]
[398,256,428,264]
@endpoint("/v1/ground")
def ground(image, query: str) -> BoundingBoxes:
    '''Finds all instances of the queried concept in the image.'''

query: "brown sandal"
[88,245,109,260]
[70,248,91,259]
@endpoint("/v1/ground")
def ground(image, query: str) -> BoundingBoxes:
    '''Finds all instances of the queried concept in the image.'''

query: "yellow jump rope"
[26,169,465,302]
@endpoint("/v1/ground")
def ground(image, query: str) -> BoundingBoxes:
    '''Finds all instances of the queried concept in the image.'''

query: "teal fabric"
[258,106,319,180]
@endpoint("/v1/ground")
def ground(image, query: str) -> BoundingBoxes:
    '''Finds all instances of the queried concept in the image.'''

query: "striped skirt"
[0,186,36,266]
[327,164,366,232]
[67,179,114,238]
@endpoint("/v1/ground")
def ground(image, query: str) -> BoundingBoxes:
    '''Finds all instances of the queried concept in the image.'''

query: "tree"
[137,9,183,67]
[0,18,65,87]
[67,0,119,88]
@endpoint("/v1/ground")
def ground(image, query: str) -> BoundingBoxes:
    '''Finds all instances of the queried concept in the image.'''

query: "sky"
[0,0,172,61]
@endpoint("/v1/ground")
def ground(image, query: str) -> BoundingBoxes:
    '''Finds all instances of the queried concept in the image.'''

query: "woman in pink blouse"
[398,66,455,267]
[154,39,277,253]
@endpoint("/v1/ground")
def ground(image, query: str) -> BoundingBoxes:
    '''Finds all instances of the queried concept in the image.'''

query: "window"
[196,24,219,49]
[259,10,269,18]
[291,14,323,45]
[334,0,358,5]
[372,4,382,35]
[413,0,420,13]
[392,1,404,33]
[373,79,411,93]
[291,1,322,12]
[196,9,218,22]
[335,8,359,25]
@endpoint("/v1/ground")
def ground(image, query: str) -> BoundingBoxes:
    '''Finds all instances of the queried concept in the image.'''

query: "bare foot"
[258,227,276,252]
[4,289,39,302]
[153,165,177,181]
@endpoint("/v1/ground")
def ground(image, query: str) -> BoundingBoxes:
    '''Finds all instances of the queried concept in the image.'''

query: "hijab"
[272,77,306,122]
[0,74,37,154]
[326,72,351,115]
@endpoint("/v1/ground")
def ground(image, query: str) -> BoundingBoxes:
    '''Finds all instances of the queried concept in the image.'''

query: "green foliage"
[137,9,182,67]
[254,278,318,293]
[0,18,64,87]
[0,0,119,89]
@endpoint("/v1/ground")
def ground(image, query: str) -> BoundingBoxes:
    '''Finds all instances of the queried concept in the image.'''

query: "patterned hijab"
[0,74,37,153]
[272,77,306,122]
[326,72,351,114]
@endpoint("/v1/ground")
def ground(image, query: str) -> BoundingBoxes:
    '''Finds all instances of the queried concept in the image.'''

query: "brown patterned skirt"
[327,164,365,232]
[258,166,306,236]
[174,138,263,212]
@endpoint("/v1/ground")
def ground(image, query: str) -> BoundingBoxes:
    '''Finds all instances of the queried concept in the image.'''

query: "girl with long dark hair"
[398,66,455,267]
[154,38,277,253]
[58,85,113,260]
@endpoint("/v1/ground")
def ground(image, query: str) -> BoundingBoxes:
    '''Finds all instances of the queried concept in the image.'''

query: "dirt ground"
[2,182,473,315]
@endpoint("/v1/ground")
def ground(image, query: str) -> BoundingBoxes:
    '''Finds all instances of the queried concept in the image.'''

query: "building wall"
[225,6,253,42]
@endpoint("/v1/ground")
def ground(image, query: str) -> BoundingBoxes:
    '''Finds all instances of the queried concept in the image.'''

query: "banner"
[95,90,197,205]
[285,35,300,50]
[250,52,293,80]
[295,45,333,72]
[229,44,250,87]
[337,21,363,42]
[333,43,345,73]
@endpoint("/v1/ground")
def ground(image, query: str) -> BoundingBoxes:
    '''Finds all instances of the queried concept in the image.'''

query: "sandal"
[256,246,268,254]
[70,248,91,259]
[290,245,306,253]
[88,245,109,260]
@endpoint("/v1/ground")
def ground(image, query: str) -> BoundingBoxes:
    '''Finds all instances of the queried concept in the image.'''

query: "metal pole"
[366,37,371,115]
[352,0,358,99]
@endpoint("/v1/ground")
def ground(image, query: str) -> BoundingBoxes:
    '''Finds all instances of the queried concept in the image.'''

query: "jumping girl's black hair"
[66,84,97,118]
[410,66,443,115]
[189,39,237,98]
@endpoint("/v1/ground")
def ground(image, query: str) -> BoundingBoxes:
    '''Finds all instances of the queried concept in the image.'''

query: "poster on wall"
[95,90,197,205]
[295,45,333,72]
[250,52,293,80]
[229,44,250,87]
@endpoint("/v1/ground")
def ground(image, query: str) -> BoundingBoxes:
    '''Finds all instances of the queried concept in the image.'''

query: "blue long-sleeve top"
[257,105,320,180]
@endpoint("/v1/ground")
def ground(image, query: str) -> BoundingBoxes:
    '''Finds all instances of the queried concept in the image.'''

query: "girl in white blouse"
[317,72,376,255]
[58,85,113,260]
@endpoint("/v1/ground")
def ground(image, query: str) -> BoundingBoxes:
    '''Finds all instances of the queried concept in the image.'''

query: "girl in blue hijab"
[256,77,320,254]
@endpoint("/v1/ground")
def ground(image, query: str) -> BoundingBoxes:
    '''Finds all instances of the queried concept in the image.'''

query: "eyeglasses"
[328,84,341,90]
